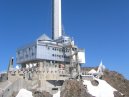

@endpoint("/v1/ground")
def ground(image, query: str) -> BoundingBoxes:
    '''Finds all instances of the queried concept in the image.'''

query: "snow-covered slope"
[16,89,33,97]
[83,78,117,97]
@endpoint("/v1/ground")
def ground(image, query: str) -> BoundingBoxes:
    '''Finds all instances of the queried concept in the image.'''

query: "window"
[48,47,50,50]
[32,53,34,56]
[26,55,28,58]
[72,48,77,51]
[59,49,62,52]
[18,51,20,55]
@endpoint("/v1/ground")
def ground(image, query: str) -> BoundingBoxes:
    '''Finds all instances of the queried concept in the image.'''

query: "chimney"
[52,0,62,40]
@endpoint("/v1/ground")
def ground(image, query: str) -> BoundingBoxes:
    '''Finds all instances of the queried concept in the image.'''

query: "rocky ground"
[61,80,93,97]
[32,90,52,97]
[103,69,129,97]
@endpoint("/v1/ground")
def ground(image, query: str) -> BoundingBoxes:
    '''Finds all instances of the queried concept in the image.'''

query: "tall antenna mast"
[52,0,62,40]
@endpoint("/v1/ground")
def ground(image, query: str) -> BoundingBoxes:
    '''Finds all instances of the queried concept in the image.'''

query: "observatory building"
[16,0,85,81]
[0,0,86,96]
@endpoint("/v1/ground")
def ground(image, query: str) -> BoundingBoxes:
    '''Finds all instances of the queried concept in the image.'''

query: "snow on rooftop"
[53,90,60,97]
[88,69,97,74]
[83,78,117,97]
[16,89,33,97]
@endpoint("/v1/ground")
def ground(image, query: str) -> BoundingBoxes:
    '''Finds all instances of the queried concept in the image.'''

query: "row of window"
[51,47,70,53]
[33,70,65,74]
[25,52,35,58]
[18,46,77,55]
[58,39,69,43]
[17,46,37,55]
[46,45,71,52]
[18,53,35,60]
[51,47,77,52]
[52,54,70,59]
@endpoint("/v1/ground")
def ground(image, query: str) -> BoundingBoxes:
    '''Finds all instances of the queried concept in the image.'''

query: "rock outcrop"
[103,69,129,97]
[61,80,93,97]
[32,90,52,97]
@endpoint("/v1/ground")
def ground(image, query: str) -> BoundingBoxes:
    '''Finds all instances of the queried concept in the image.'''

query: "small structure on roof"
[88,69,97,75]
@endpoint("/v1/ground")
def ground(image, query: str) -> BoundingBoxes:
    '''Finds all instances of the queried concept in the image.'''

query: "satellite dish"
[26,64,29,69]
[33,63,37,67]
[16,65,20,70]
[30,64,32,68]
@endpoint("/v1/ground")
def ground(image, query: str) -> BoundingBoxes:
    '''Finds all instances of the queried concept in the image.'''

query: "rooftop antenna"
[7,57,14,71]
[52,0,62,40]
[7,57,14,80]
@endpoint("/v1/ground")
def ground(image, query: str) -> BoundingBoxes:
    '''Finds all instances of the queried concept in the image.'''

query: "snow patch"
[16,89,33,97]
[83,79,117,97]
[53,90,60,97]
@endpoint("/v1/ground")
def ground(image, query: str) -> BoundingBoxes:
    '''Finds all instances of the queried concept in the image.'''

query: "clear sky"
[0,0,129,79]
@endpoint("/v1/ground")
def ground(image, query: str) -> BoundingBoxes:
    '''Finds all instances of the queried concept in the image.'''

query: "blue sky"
[0,0,129,79]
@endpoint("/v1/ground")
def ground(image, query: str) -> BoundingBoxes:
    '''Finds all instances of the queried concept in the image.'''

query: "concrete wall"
[0,78,28,97]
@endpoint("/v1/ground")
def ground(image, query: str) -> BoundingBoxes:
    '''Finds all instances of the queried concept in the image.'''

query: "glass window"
[48,47,50,50]
[32,53,34,56]
[18,51,20,55]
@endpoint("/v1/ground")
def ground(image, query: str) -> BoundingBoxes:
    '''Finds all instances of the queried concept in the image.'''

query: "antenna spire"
[52,0,62,39]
